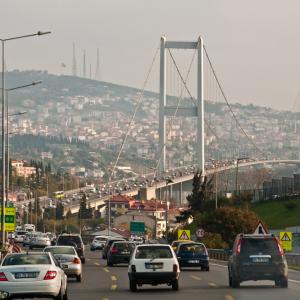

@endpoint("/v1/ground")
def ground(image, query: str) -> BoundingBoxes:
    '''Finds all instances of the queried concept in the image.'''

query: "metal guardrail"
[208,249,300,267]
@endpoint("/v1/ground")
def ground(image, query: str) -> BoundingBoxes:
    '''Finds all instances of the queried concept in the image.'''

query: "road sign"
[130,221,145,234]
[178,229,191,241]
[253,221,269,234]
[280,232,292,251]
[196,228,205,238]
[0,207,16,232]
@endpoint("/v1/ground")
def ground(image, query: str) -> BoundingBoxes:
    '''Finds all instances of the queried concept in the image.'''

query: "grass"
[252,198,300,229]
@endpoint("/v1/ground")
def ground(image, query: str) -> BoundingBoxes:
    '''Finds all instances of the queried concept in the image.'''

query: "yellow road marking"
[95,262,100,266]
[209,282,217,287]
[111,284,117,290]
[111,275,117,281]
[103,268,110,273]
[225,295,234,300]
[190,275,202,281]
[86,258,90,261]
[101,298,109,300]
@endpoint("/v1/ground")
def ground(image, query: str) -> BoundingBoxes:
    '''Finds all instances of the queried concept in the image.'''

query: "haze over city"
[2,0,300,110]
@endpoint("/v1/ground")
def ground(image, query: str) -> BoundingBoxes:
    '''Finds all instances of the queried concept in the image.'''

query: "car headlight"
[0,291,9,299]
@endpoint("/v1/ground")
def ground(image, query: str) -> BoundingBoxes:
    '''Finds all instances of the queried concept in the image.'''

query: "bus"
[52,191,65,199]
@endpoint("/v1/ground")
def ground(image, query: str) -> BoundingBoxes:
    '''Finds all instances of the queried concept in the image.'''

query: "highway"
[61,250,300,300]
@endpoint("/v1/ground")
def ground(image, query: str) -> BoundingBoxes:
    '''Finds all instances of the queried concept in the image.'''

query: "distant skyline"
[1,0,300,110]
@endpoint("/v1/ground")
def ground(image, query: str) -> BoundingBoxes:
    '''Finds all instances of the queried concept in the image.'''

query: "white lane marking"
[111,275,117,281]
[209,282,217,287]
[103,268,110,273]
[225,295,234,300]
[95,262,100,266]
[190,275,202,281]
[210,263,227,268]
[288,279,300,284]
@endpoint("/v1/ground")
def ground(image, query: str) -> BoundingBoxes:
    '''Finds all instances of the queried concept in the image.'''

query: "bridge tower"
[159,36,204,174]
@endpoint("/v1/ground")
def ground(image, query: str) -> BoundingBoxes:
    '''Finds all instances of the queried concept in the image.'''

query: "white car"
[29,233,51,249]
[44,246,82,282]
[14,231,27,243]
[0,252,68,299]
[128,244,180,292]
[90,236,110,251]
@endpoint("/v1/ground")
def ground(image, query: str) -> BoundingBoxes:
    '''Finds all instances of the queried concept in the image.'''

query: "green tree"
[56,202,64,220]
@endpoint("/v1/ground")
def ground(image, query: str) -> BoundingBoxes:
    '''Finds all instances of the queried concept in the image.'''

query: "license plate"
[188,260,199,263]
[145,262,163,270]
[121,251,130,255]
[62,264,68,269]
[15,272,39,279]
[252,257,269,263]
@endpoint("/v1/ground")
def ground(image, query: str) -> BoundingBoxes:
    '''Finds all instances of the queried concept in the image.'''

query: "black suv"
[56,234,86,263]
[102,238,125,259]
[107,241,135,266]
[228,234,288,288]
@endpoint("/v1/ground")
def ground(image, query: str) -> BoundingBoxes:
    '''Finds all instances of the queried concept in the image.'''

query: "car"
[46,232,57,246]
[14,231,27,243]
[90,236,109,251]
[107,241,135,266]
[128,244,180,292]
[56,234,86,264]
[29,233,51,249]
[0,252,68,299]
[102,237,125,259]
[171,240,192,251]
[130,237,144,245]
[44,246,83,282]
[228,234,288,288]
[23,232,42,247]
[176,242,209,271]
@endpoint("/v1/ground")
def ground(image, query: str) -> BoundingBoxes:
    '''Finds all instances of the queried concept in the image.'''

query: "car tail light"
[44,270,57,280]
[73,257,81,264]
[276,237,284,257]
[173,264,178,273]
[0,272,7,281]
[131,265,136,273]
[236,238,242,255]
[111,247,118,254]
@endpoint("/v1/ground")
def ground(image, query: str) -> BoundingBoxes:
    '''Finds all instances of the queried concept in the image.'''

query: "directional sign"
[0,207,16,232]
[130,221,145,234]
[178,229,191,241]
[280,231,292,251]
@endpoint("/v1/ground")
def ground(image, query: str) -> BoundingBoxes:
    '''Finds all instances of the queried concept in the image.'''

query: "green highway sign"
[0,207,16,232]
[130,221,145,234]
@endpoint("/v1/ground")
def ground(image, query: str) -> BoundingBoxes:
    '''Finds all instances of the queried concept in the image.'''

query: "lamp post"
[0,31,50,246]
[209,159,218,209]
[165,178,174,240]
[235,157,249,196]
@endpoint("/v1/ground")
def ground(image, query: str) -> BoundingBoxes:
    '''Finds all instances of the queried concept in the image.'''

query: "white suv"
[128,244,180,292]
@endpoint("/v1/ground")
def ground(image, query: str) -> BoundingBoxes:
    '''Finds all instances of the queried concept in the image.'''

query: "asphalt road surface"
[16,249,300,300]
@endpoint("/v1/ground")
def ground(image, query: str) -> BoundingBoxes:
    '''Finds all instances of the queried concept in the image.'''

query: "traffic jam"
[0,221,290,299]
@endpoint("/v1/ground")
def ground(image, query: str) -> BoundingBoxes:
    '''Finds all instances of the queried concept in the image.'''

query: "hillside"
[252,198,300,229]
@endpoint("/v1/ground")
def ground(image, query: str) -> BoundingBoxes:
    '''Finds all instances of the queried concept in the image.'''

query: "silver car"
[44,246,83,282]
[0,252,68,299]
[29,233,51,249]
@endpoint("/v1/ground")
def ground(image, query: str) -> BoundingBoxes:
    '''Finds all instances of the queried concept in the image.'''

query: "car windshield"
[179,244,206,254]
[95,237,107,241]
[16,231,27,235]
[113,242,135,251]
[45,247,76,255]
[57,236,81,246]
[240,238,279,256]
[2,254,51,266]
[135,246,173,259]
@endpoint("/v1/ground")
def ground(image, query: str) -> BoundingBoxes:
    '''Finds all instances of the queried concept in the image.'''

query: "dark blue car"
[176,242,209,271]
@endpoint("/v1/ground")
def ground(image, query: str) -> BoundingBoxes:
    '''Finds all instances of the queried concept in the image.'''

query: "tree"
[78,194,88,219]
[186,170,213,213]
[56,202,64,220]
[199,206,259,247]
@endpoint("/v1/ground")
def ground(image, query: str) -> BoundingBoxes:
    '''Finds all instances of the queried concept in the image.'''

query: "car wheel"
[29,246,33,250]
[229,273,233,287]
[201,266,209,272]
[76,274,82,282]
[129,279,137,292]
[107,260,113,267]
[231,272,240,288]
[280,277,288,288]
[63,288,68,300]
[54,285,64,300]
[90,248,95,251]
[172,279,179,291]
[81,257,86,264]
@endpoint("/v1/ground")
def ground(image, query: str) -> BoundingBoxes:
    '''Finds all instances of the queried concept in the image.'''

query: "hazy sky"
[1,0,300,110]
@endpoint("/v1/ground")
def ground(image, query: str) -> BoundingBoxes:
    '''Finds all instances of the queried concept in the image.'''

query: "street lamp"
[165,178,174,240]
[235,157,250,196]
[209,159,218,209]
[0,31,50,246]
